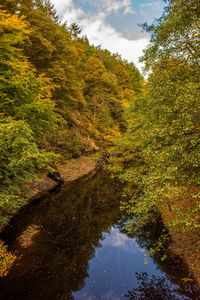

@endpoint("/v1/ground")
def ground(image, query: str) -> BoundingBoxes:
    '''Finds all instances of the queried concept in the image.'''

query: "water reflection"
[126,272,200,300]
[120,220,200,299]
[126,272,185,300]
[0,171,123,299]
[102,228,138,250]
[74,226,163,300]
[0,170,199,299]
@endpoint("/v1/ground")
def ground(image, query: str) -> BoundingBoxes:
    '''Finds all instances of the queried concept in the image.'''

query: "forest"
[0,0,142,275]
[0,0,200,284]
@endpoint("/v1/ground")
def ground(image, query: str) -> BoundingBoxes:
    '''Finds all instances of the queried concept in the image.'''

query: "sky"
[51,0,165,71]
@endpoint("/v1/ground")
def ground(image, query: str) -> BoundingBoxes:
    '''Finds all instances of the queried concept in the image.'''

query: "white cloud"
[102,228,130,248]
[102,290,121,300]
[101,227,139,253]
[80,13,149,70]
[99,0,135,15]
[140,1,161,8]
[51,0,149,70]
[75,292,95,300]
[52,0,85,24]
[76,290,121,300]
[140,9,146,15]
[83,23,148,69]
[77,0,135,16]
[139,2,161,16]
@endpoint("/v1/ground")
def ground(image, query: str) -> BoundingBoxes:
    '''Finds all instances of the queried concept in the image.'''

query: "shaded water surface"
[0,170,199,299]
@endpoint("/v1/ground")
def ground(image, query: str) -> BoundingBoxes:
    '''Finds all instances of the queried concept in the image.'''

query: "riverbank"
[160,200,200,286]
[0,154,101,233]
[28,154,100,200]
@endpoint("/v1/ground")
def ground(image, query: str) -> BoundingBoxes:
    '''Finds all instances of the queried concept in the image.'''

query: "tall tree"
[0,10,60,224]
[140,0,200,70]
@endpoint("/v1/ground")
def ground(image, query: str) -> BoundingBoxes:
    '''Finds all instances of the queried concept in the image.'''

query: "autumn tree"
[0,9,60,224]
[0,241,16,278]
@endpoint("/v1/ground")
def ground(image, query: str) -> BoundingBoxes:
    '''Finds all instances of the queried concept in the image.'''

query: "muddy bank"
[29,155,99,198]
[0,155,100,233]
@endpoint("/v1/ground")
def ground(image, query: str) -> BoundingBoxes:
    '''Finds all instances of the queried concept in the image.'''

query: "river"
[0,170,199,299]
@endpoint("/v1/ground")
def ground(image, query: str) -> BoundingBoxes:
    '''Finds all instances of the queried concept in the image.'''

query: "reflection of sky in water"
[101,228,140,253]
[73,227,164,300]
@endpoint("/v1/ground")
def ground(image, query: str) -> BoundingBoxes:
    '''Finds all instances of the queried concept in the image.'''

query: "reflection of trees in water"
[118,220,200,300]
[1,170,200,300]
[118,216,165,250]
[125,272,200,300]
[0,171,123,300]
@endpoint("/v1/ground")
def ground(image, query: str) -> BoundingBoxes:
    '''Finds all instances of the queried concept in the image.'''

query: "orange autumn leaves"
[0,241,15,277]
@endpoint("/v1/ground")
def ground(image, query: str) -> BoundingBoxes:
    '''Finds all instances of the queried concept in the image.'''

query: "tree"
[114,64,131,90]
[0,10,60,224]
[69,22,82,39]
[140,0,200,70]
[83,57,106,85]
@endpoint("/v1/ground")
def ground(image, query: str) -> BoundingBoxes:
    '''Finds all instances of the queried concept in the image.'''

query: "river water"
[0,170,199,299]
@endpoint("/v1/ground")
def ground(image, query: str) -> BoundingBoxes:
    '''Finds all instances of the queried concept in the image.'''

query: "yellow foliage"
[83,57,106,84]
[141,80,150,94]
[0,241,16,278]
[115,64,131,89]
[74,41,86,60]
[123,88,136,101]
[0,10,30,38]
[101,72,117,89]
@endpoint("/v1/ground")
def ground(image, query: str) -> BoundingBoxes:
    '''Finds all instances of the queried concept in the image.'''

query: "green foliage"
[123,62,143,93]
[114,63,131,90]
[0,120,57,182]
[109,0,200,239]
[64,131,85,158]
[69,22,82,38]
[0,2,142,217]
[0,10,60,226]
[0,9,61,137]
[2,0,142,152]
[140,0,200,70]
[110,57,200,233]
